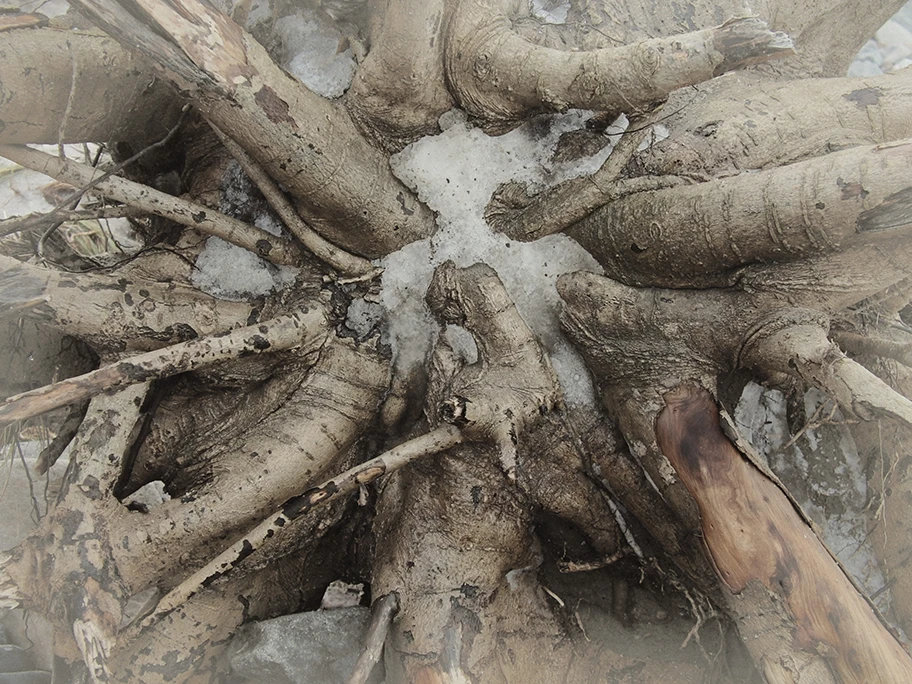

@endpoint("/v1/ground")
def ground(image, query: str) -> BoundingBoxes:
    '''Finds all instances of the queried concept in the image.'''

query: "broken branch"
[0,144,302,266]
[741,310,912,429]
[0,306,328,428]
[488,115,686,240]
[348,592,400,684]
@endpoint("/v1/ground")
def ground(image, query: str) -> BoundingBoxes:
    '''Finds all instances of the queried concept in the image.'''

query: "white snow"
[277,11,355,98]
[124,480,170,508]
[531,0,570,25]
[344,297,384,338]
[192,162,299,300]
[16,0,70,18]
[191,232,298,300]
[382,108,623,405]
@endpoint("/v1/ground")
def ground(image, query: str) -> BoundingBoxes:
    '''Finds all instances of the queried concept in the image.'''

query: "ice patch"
[382,109,611,405]
[277,11,355,98]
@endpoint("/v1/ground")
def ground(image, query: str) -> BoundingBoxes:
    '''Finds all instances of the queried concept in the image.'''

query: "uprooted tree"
[2,0,912,681]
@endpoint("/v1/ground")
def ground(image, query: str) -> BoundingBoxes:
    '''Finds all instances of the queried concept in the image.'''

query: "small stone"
[227,608,376,684]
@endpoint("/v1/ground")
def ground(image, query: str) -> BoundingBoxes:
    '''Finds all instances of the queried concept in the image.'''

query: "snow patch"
[192,237,298,300]
[192,162,299,300]
[124,481,170,509]
[18,0,70,18]
[277,11,355,98]
[345,297,384,338]
[443,324,479,365]
[382,109,612,405]
[531,0,570,24]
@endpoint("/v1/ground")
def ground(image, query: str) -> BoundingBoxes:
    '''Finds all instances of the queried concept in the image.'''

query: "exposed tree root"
[446,5,793,131]
[569,138,912,287]
[4,0,912,681]
[70,0,435,257]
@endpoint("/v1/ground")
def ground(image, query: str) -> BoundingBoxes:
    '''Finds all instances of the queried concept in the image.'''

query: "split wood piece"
[0,306,327,428]
[740,310,912,430]
[0,144,301,266]
[446,7,794,131]
[348,592,400,684]
[208,123,378,277]
[568,139,912,288]
[142,424,464,625]
[833,330,912,368]
[656,385,912,683]
[487,116,687,241]
[71,0,434,258]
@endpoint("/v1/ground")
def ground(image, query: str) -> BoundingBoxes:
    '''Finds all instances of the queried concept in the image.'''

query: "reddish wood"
[656,385,912,684]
